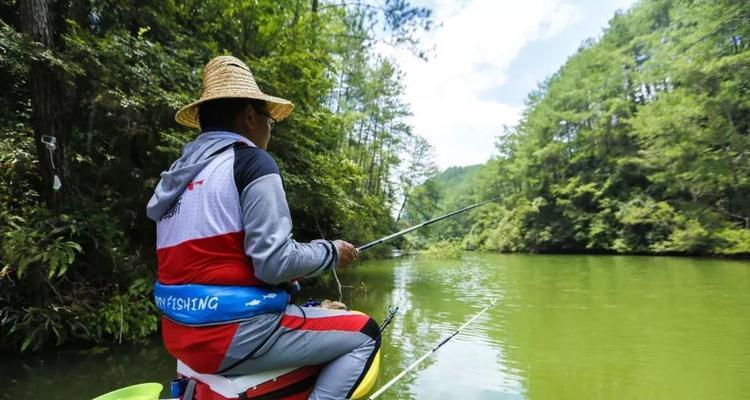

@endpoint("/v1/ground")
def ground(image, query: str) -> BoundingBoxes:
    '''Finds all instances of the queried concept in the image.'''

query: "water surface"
[2,254,749,399]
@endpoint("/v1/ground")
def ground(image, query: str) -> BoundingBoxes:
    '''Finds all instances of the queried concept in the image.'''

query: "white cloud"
[613,0,639,10]
[380,0,583,169]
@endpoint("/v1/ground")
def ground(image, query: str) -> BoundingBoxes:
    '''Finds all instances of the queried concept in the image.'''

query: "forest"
[0,0,432,351]
[1,0,748,354]
[404,0,750,257]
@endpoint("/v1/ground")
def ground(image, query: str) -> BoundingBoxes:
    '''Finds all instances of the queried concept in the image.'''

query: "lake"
[2,254,749,399]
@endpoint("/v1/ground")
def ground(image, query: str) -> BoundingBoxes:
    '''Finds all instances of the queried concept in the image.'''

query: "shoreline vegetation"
[411,244,750,260]
[0,0,748,355]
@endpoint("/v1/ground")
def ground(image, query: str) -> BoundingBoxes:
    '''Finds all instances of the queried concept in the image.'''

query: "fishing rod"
[368,298,498,399]
[379,305,399,333]
[356,198,499,253]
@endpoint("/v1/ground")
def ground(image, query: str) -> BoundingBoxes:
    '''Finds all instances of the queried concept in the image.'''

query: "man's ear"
[236,104,254,132]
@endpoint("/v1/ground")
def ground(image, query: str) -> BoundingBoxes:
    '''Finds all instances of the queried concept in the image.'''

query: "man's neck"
[198,129,257,148]
[202,126,259,146]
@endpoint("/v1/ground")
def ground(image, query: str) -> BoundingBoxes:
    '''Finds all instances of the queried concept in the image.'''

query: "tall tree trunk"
[382,140,393,200]
[366,133,380,193]
[396,191,409,222]
[374,139,388,197]
[357,118,374,168]
[19,0,73,208]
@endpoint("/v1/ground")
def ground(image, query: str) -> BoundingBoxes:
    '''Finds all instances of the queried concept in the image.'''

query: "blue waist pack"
[154,282,289,326]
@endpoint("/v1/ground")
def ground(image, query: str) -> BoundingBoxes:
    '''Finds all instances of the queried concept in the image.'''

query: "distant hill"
[399,164,487,247]
[428,164,483,202]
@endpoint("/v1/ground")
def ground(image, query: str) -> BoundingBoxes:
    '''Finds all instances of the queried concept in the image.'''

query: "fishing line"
[332,266,343,302]
[368,298,498,399]
[312,223,345,303]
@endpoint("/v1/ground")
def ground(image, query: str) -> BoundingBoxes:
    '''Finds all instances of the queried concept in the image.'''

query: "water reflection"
[1,254,748,400]
[0,338,175,400]
[343,254,750,400]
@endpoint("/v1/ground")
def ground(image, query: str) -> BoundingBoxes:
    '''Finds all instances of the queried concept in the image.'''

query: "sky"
[378,0,639,169]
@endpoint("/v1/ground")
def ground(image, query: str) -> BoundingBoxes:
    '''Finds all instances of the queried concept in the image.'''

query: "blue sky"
[379,0,638,169]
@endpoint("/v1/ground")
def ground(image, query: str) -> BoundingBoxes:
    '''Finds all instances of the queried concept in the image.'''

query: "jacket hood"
[146,131,254,221]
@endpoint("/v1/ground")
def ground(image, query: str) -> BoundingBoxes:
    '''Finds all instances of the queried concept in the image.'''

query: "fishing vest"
[154,282,288,325]
[154,141,288,325]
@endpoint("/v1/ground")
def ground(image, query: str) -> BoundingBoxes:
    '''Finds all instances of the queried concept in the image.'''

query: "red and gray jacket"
[146,130,338,372]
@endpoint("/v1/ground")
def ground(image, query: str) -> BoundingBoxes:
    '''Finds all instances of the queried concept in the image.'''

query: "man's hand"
[333,240,357,268]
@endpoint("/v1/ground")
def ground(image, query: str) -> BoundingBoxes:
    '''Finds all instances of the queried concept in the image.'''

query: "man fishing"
[146,56,380,399]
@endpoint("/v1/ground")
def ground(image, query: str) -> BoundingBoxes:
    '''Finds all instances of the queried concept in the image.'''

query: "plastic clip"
[170,378,188,398]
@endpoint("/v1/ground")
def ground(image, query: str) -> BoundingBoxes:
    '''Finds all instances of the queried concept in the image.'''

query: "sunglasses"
[254,106,277,129]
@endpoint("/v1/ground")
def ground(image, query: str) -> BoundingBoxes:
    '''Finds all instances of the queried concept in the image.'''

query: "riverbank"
[411,240,750,260]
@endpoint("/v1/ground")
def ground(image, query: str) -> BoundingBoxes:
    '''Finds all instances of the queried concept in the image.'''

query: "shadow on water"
[0,336,174,400]
[1,254,749,399]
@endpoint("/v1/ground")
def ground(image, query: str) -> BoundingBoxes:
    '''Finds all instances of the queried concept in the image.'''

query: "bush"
[0,130,158,352]
[418,240,464,259]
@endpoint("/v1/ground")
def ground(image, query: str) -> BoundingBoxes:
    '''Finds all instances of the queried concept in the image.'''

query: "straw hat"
[175,56,294,129]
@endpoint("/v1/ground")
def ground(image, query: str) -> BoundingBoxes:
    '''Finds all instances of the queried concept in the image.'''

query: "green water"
[2,254,749,399]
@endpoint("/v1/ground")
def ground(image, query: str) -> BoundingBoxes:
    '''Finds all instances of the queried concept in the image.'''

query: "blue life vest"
[154,282,289,326]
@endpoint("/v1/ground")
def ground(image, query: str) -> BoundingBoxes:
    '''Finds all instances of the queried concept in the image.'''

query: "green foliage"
[2,210,82,279]
[715,228,750,255]
[0,0,430,352]
[5,305,90,352]
[406,0,750,256]
[93,279,159,343]
[418,240,463,259]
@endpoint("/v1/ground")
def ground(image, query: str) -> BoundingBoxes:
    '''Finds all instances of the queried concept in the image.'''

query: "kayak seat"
[176,360,322,400]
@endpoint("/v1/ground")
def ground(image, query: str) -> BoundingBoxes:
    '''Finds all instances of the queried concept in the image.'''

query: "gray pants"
[221,305,381,399]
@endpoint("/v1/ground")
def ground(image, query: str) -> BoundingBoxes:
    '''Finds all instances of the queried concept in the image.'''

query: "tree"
[17,0,84,207]
[395,134,436,222]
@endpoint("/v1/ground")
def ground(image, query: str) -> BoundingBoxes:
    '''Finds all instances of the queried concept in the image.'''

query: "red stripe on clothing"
[162,317,238,373]
[157,231,265,286]
[280,313,370,332]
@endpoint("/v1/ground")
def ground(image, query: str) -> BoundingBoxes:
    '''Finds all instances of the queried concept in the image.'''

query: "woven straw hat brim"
[174,55,295,129]
[175,93,294,130]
